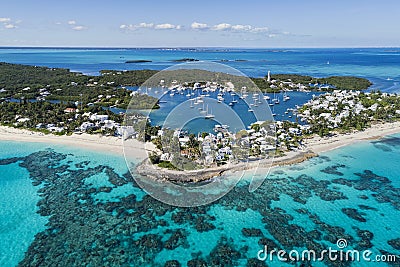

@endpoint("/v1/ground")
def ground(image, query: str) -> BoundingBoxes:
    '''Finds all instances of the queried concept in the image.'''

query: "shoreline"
[1,121,400,181]
[0,126,154,161]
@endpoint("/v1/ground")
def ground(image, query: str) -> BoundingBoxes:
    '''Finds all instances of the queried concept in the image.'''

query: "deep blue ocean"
[0,48,400,266]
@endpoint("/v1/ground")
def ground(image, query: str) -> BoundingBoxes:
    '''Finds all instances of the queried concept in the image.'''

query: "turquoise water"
[1,134,400,266]
[0,47,399,93]
[1,47,400,265]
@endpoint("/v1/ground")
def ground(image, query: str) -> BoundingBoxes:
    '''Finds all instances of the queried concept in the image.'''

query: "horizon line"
[1,45,400,49]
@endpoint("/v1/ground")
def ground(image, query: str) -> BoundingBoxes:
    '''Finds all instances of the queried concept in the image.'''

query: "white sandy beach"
[0,126,154,161]
[1,121,400,168]
[303,121,400,154]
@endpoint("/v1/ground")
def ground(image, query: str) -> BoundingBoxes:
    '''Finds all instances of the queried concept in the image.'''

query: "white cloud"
[118,21,279,36]
[72,25,87,31]
[68,20,76,25]
[138,22,154,28]
[154,23,179,30]
[251,27,269,33]
[120,22,154,30]
[0,18,11,23]
[212,23,232,31]
[191,22,209,30]
[231,24,252,31]
[4,23,17,29]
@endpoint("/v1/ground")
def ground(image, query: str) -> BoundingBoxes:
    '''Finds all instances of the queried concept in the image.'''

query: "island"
[125,60,152,63]
[2,62,397,185]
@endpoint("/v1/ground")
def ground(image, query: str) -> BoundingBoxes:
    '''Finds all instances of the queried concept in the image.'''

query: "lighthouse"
[267,70,271,82]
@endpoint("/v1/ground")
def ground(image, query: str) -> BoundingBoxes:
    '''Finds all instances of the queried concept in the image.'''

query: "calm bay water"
[0,48,400,266]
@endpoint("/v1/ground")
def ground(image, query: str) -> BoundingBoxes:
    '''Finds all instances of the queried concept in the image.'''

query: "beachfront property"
[298,90,400,133]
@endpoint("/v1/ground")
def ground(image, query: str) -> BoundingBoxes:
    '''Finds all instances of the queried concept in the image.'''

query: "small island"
[2,62,396,185]
[125,60,152,63]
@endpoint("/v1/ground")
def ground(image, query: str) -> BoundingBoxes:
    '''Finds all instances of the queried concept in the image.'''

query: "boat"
[272,92,279,104]
[200,103,207,113]
[263,95,270,100]
[231,95,238,103]
[248,108,254,112]
[283,92,290,101]
[204,105,215,119]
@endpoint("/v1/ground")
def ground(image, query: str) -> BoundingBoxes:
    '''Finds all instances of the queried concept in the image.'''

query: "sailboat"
[274,93,280,104]
[272,92,278,104]
[232,95,238,103]
[200,102,207,114]
[283,92,290,101]
[205,105,215,119]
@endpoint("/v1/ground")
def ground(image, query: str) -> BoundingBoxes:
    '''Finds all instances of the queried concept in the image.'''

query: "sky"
[0,0,399,48]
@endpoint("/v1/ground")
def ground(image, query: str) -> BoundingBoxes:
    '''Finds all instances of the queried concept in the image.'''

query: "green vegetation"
[253,73,372,92]
[0,100,122,134]
[0,62,161,135]
[125,60,152,63]
[98,69,158,87]
[0,62,159,109]
[322,76,372,90]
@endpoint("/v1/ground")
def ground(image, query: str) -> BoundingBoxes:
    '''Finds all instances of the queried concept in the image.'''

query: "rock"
[341,208,367,222]
[242,228,263,237]
[164,260,181,267]
[321,164,345,176]
[187,258,208,267]
[388,238,400,250]
[246,257,268,267]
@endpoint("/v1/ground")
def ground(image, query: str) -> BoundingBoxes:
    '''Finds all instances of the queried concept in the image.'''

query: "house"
[80,122,95,132]
[64,108,77,113]
[90,114,109,122]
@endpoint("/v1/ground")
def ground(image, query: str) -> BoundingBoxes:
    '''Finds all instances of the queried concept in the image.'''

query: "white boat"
[205,105,215,119]
[200,103,207,114]
[263,95,270,100]
[248,108,254,112]
[283,92,290,101]
[231,95,238,103]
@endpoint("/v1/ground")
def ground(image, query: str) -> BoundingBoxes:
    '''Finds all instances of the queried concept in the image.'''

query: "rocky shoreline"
[135,151,318,183]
